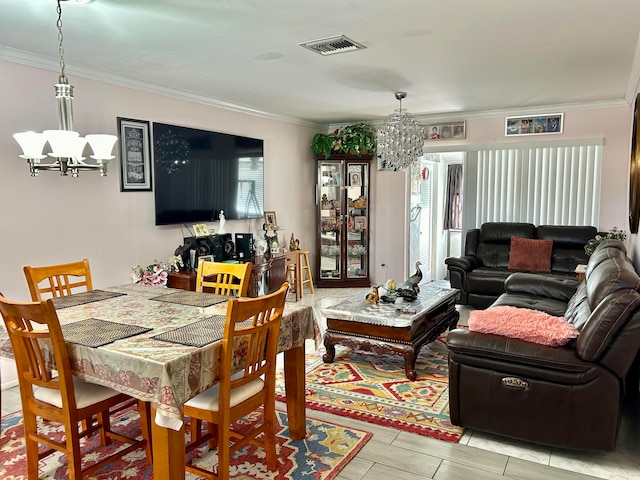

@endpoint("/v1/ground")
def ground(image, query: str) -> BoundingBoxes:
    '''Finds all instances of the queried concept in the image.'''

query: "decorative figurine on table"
[270,236,280,254]
[218,210,226,234]
[289,233,300,251]
[395,261,422,300]
[365,285,380,304]
[380,262,423,303]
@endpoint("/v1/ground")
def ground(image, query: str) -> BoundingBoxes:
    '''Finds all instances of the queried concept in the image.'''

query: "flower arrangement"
[311,122,377,158]
[584,227,627,256]
[131,259,172,286]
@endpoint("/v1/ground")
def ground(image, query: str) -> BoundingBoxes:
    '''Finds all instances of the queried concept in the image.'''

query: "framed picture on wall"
[423,121,466,141]
[505,113,563,136]
[117,117,152,191]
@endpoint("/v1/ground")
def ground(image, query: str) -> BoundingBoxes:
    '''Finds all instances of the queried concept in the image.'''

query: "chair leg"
[66,423,83,479]
[96,410,112,446]
[263,401,278,471]
[216,421,231,480]
[23,413,40,479]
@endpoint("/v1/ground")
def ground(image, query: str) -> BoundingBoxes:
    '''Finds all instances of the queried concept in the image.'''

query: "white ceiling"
[2,0,640,126]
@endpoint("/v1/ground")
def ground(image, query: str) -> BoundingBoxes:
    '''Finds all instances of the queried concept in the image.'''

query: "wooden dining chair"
[23,258,138,428]
[184,282,289,480]
[24,258,93,301]
[196,260,252,297]
[0,295,151,479]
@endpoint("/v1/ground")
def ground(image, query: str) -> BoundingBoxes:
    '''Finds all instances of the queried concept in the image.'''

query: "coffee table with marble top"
[321,285,459,380]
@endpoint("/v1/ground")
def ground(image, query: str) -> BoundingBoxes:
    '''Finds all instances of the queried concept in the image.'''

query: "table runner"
[150,291,229,308]
[61,318,152,347]
[51,290,125,309]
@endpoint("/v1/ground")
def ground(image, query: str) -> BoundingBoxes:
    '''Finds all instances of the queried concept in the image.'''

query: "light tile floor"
[2,287,639,479]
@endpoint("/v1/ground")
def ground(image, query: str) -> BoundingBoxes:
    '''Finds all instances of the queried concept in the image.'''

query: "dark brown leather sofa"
[446,239,640,450]
[445,222,597,309]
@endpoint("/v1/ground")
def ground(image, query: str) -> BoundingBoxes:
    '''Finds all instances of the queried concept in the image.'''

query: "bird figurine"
[398,261,423,293]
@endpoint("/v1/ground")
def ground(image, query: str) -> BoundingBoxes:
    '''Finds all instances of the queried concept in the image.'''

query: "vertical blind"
[473,142,602,227]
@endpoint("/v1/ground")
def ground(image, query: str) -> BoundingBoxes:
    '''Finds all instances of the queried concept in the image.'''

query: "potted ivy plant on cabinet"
[311,122,377,158]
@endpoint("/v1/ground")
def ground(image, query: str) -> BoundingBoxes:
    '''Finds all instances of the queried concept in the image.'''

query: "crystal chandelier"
[12,0,116,177]
[377,92,426,171]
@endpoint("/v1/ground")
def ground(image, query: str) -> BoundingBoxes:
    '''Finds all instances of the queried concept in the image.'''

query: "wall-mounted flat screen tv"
[153,122,264,226]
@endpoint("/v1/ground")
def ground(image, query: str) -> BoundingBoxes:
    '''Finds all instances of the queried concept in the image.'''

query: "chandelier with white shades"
[376,92,426,171]
[13,0,117,177]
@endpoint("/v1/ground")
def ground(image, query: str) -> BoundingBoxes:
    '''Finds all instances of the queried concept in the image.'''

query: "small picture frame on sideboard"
[198,255,213,266]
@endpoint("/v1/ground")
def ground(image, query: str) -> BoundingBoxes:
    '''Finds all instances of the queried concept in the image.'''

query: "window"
[465,140,602,227]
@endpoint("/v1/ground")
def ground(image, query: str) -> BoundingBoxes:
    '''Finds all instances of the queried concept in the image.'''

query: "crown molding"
[0,47,324,129]
[1,46,631,132]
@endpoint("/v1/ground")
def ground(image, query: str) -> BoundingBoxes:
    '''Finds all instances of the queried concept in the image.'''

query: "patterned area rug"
[0,407,370,479]
[277,337,464,442]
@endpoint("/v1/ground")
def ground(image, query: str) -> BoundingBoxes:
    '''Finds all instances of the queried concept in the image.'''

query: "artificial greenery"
[584,227,627,256]
[311,132,336,159]
[311,122,377,158]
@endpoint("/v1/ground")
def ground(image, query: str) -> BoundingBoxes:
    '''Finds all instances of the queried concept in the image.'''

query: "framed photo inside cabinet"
[354,215,367,231]
[348,165,362,187]
[117,117,152,191]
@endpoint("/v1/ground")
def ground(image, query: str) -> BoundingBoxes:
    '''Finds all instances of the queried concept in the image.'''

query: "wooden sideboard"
[167,251,301,299]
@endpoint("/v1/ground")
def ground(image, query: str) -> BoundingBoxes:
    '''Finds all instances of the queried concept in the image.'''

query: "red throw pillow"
[508,236,553,272]
[468,305,578,347]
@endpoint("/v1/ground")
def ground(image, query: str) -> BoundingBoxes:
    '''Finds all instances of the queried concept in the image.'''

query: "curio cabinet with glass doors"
[316,154,371,287]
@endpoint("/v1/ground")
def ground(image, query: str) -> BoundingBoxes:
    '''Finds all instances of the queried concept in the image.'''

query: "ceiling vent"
[299,35,366,56]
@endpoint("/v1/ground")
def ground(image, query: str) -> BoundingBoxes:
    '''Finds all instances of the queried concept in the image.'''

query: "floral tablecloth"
[0,284,320,431]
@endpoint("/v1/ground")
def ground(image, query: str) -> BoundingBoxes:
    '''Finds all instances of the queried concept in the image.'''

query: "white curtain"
[467,140,602,228]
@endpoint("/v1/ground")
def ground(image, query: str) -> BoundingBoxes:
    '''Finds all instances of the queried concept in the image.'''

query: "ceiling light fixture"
[376,92,426,171]
[13,0,116,177]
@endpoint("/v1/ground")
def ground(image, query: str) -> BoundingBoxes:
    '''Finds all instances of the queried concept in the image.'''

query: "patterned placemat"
[150,315,228,347]
[150,291,229,308]
[61,318,152,347]
[51,290,126,309]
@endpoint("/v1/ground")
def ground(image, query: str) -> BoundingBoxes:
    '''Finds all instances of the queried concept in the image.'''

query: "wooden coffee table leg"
[322,331,336,362]
[402,346,418,381]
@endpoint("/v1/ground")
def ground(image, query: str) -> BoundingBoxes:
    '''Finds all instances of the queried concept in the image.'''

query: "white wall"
[1,60,634,300]
[373,104,633,282]
[0,60,323,301]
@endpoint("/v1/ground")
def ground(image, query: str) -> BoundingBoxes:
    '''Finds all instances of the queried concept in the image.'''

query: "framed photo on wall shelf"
[423,121,466,141]
[505,113,563,136]
[264,211,278,230]
[117,117,152,191]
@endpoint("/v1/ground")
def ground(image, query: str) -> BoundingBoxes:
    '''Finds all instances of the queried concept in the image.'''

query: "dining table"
[0,283,320,480]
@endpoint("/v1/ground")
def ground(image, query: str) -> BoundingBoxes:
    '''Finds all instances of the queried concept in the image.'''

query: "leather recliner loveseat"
[446,239,640,450]
[445,222,597,309]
